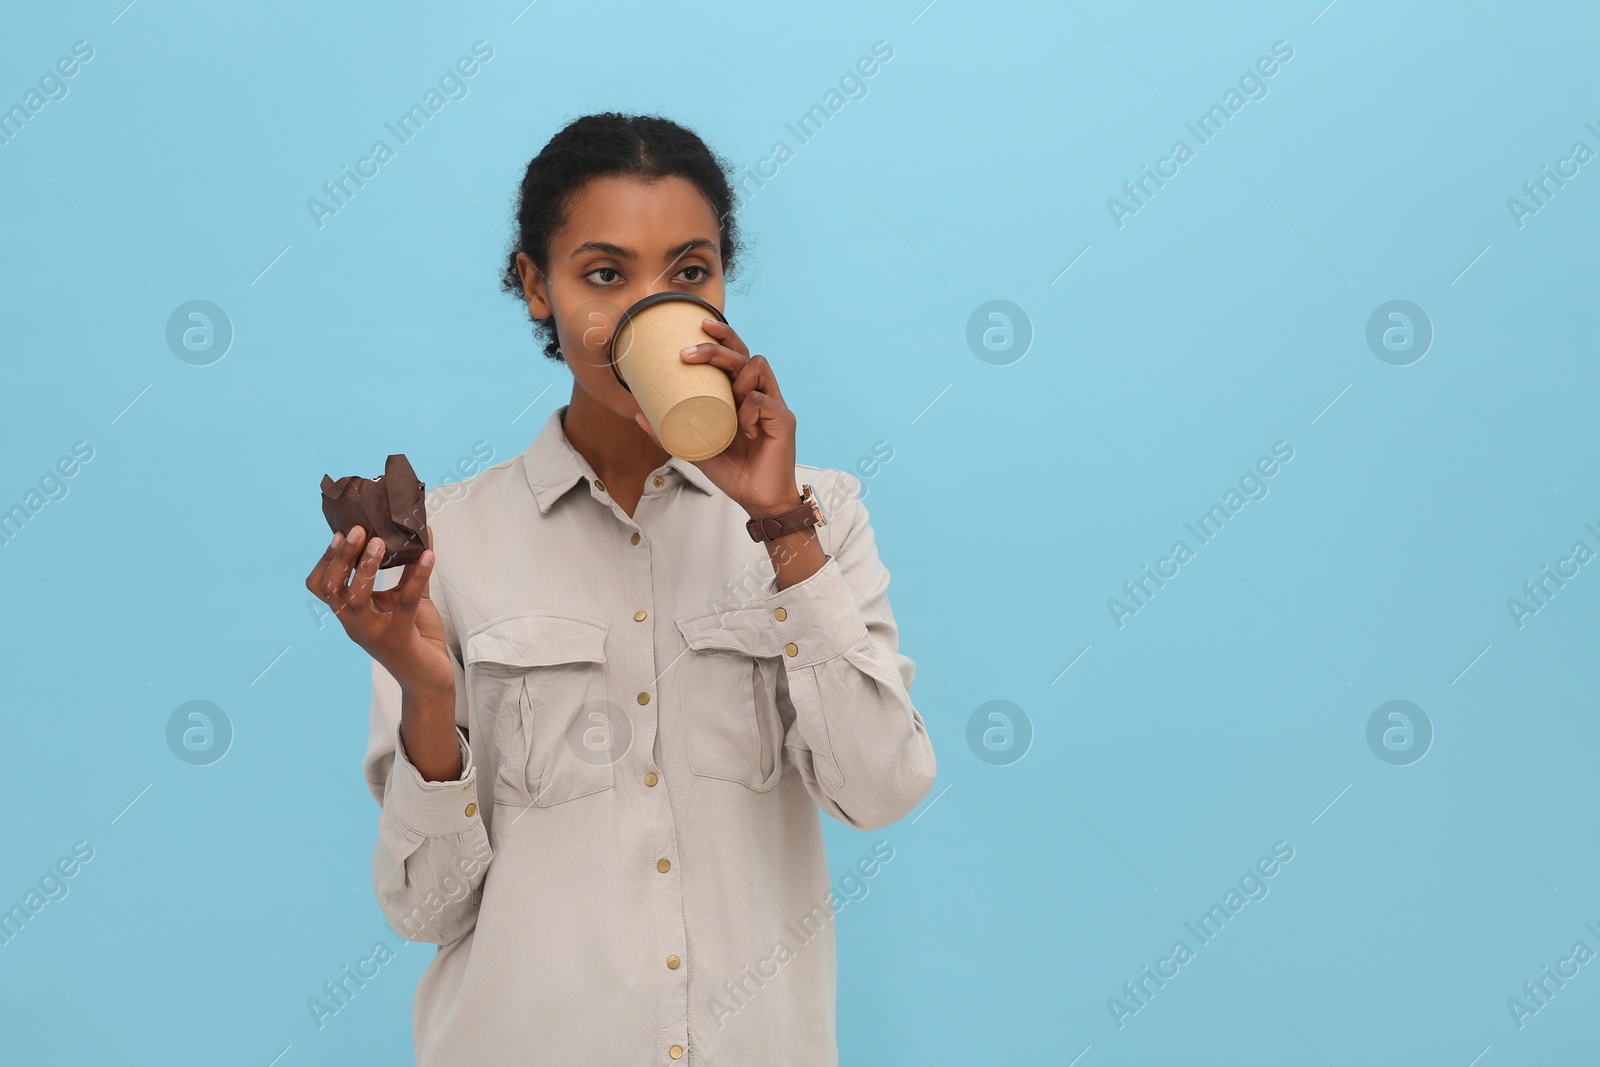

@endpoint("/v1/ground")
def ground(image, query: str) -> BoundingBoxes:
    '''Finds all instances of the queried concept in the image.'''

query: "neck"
[561,386,669,492]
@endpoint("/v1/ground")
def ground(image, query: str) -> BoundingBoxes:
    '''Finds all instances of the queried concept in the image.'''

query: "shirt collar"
[521,404,718,513]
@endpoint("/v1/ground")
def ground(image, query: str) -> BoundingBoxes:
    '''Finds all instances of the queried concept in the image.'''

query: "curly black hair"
[499,112,743,363]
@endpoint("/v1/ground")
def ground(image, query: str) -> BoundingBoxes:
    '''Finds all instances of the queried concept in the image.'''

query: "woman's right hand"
[305,524,454,701]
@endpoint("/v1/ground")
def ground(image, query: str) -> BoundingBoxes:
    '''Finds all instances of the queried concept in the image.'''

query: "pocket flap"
[466,611,609,668]
[675,604,783,658]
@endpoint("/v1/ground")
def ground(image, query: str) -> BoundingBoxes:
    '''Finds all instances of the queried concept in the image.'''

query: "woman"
[305,112,936,1065]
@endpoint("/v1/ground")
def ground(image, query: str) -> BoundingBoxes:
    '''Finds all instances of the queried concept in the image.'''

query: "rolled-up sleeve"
[362,567,493,945]
[757,472,937,831]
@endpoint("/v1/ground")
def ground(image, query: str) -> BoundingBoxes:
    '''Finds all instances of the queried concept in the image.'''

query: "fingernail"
[681,345,696,355]
[331,531,343,547]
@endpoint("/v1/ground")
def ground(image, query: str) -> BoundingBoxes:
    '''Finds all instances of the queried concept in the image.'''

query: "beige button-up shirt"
[362,404,937,1065]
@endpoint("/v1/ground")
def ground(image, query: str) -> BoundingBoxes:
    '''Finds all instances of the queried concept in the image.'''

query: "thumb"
[416,524,435,601]
[394,526,435,617]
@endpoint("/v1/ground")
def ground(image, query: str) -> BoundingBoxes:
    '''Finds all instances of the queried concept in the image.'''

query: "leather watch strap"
[745,484,822,542]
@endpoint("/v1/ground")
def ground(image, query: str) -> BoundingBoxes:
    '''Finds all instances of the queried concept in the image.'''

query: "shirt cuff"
[388,723,481,837]
[760,553,871,668]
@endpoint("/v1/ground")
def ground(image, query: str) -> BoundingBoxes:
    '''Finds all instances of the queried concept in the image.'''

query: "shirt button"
[594,478,605,492]
[631,532,641,545]
[669,1045,684,1059]
[464,803,477,817]
[645,772,659,786]
[666,954,681,969]
[634,610,647,622]
[785,642,799,657]
[657,858,671,873]
[654,475,665,488]
[774,607,787,621]
[637,691,650,705]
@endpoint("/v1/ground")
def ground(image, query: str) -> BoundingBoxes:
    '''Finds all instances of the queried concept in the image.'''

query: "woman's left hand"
[633,316,802,518]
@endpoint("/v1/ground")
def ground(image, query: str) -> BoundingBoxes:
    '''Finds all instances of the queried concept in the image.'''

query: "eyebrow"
[569,237,717,261]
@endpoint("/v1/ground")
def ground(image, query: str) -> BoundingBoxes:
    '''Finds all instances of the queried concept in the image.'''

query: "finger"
[732,353,783,406]
[738,390,794,441]
[376,526,433,616]
[305,530,343,597]
[418,526,436,600]
[387,526,435,609]
[393,546,435,623]
[699,317,749,357]
[321,525,367,615]
[635,410,662,448]
[680,341,748,377]
[346,535,385,613]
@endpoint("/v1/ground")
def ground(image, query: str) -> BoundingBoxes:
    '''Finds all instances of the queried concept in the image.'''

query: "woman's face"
[517,174,726,422]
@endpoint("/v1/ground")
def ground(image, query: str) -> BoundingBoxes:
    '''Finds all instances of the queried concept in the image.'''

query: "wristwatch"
[746,483,827,542]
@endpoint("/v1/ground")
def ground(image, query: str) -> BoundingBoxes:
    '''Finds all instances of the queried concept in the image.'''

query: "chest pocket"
[464,611,620,810]
[673,604,788,792]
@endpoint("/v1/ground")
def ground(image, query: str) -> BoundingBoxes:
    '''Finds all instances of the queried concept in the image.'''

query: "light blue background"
[2,0,1597,1063]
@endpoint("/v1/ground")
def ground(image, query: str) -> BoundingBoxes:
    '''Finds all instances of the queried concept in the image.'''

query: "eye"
[585,267,621,285]
[675,264,708,283]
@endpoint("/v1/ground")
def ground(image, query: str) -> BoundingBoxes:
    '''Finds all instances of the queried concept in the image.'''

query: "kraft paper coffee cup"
[608,292,738,461]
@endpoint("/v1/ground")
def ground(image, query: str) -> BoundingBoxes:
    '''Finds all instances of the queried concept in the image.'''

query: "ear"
[516,252,553,319]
